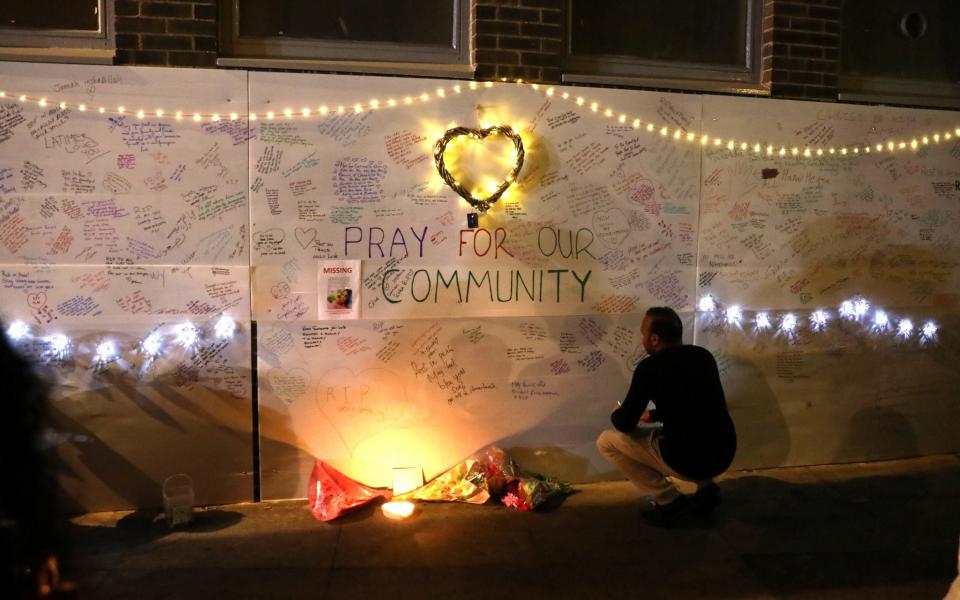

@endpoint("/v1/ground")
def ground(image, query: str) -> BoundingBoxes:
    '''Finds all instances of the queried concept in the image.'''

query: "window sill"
[839,75,960,111]
[0,46,115,65]
[217,56,475,79]
[562,71,770,97]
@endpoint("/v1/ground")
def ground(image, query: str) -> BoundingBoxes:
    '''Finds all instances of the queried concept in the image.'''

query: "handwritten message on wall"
[2,62,958,507]
[0,63,253,511]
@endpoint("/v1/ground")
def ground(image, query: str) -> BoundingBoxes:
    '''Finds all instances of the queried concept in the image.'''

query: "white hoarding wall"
[0,63,252,511]
[2,62,957,507]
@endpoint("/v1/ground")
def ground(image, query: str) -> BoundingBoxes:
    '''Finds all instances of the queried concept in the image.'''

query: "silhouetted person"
[597,307,737,525]
[0,322,70,598]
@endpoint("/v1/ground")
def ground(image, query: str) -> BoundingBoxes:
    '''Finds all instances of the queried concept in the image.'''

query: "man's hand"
[639,410,653,423]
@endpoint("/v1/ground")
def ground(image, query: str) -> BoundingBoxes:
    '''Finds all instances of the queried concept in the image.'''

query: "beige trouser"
[597,427,712,504]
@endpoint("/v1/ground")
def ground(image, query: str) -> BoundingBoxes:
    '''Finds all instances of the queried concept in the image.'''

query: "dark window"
[238,0,454,47]
[221,0,471,74]
[564,0,764,93]
[570,0,748,68]
[841,0,959,82]
[1,1,100,32]
[839,0,959,108]
[0,0,112,59]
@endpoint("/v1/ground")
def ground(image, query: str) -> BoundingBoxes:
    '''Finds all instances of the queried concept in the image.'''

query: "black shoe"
[691,483,721,513]
[641,494,691,527]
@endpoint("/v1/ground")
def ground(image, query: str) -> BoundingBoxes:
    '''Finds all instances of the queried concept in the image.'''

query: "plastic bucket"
[162,473,195,528]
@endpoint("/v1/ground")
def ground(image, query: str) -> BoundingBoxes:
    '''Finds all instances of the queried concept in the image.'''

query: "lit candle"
[381,501,415,520]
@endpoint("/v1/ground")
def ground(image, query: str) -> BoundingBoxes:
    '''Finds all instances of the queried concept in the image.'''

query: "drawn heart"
[267,368,312,404]
[630,178,656,205]
[294,227,317,249]
[593,208,630,248]
[27,292,47,309]
[434,125,524,213]
[313,367,410,456]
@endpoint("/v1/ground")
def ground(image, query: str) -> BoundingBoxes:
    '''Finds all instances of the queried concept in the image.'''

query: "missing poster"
[318,260,361,319]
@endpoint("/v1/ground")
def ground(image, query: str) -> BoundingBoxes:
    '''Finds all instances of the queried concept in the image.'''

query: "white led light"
[781,313,797,333]
[755,312,771,330]
[214,315,236,339]
[698,295,716,312]
[175,323,199,348]
[48,334,70,356]
[897,319,913,337]
[921,321,937,339]
[725,305,742,325]
[142,331,162,356]
[810,309,829,331]
[874,310,889,329]
[6,320,29,341]
[853,298,870,319]
[94,340,117,364]
[839,300,855,319]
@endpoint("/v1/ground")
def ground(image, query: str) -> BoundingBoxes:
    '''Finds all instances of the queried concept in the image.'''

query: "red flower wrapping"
[307,460,391,522]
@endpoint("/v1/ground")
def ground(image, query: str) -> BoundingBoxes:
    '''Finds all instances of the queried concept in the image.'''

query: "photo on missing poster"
[318,260,361,319]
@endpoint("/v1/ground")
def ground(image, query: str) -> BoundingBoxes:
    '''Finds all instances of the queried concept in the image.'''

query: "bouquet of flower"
[501,474,572,511]
[393,458,490,504]
[307,460,391,522]
[395,446,572,511]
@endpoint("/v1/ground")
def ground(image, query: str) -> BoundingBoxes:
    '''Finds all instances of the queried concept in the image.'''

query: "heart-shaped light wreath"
[434,125,525,213]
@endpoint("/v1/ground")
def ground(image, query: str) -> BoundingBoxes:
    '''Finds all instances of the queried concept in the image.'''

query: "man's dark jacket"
[611,344,737,480]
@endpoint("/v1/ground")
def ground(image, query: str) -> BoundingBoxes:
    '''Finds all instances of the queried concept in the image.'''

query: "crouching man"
[597,306,737,525]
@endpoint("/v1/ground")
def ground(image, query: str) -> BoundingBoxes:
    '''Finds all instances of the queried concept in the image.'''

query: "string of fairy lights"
[696,294,939,344]
[2,78,958,158]
[4,315,238,368]
[0,77,947,356]
[2,293,940,369]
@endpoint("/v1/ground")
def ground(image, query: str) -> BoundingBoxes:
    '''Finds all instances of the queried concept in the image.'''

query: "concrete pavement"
[66,454,960,599]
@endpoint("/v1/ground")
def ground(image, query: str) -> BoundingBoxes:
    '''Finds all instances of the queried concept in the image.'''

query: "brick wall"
[474,0,562,83]
[110,0,841,104]
[115,0,217,67]
[769,0,842,100]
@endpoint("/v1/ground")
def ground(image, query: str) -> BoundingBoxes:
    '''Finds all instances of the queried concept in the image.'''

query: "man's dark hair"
[645,306,683,344]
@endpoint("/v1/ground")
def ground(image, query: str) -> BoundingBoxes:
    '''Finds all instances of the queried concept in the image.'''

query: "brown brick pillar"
[475,0,563,83]
[115,0,217,67]
[769,0,842,101]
